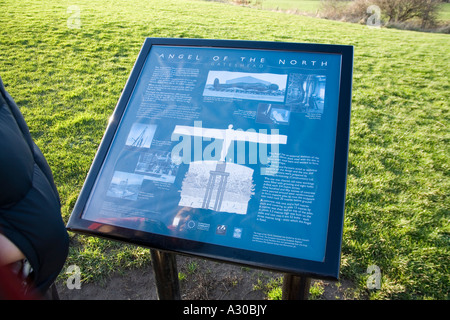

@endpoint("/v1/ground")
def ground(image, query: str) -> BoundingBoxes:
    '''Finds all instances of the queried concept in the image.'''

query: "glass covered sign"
[67,38,354,279]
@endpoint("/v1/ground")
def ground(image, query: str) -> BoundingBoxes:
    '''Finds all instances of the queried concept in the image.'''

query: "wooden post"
[150,249,181,300]
[282,274,311,300]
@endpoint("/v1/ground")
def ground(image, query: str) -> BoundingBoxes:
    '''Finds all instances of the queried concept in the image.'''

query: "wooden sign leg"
[150,249,181,300]
[282,274,311,300]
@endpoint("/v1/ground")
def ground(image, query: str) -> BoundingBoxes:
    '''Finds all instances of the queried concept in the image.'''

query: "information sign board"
[67,38,353,279]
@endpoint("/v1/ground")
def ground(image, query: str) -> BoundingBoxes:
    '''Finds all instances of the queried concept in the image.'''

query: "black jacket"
[0,76,69,296]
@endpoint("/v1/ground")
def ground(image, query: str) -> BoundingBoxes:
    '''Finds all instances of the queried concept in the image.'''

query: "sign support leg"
[282,274,311,300]
[150,249,181,300]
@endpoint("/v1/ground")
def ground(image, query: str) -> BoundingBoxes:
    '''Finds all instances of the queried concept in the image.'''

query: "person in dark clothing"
[0,75,69,298]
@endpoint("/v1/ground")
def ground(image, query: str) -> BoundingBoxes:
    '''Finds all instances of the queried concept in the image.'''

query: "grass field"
[441,3,450,20]
[256,0,321,13]
[0,0,449,299]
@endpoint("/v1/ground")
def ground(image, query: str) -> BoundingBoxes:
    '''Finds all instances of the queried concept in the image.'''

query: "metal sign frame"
[67,38,353,280]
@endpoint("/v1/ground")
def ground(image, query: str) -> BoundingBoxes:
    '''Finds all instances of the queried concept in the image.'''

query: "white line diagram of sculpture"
[173,124,287,214]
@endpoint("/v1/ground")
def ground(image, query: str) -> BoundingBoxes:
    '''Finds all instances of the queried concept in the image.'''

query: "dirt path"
[56,255,357,300]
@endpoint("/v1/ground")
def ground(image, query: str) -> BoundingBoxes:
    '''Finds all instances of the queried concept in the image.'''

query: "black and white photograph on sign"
[203,71,287,102]
[125,123,157,148]
[178,161,255,215]
[286,74,326,113]
[135,150,180,183]
[256,103,291,125]
[106,171,145,201]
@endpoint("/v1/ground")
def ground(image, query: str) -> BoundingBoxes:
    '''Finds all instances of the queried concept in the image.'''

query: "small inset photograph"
[178,161,255,215]
[135,150,180,183]
[106,171,144,201]
[125,123,157,149]
[286,74,326,113]
[256,103,291,125]
[203,71,287,103]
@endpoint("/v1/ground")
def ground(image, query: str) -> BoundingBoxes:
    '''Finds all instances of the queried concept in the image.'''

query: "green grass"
[258,0,321,13]
[440,3,450,21]
[0,0,449,299]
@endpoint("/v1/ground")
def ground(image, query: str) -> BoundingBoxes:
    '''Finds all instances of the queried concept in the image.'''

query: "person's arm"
[0,233,25,266]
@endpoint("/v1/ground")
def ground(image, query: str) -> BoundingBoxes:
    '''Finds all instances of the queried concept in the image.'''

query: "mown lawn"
[257,0,321,12]
[0,0,448,299]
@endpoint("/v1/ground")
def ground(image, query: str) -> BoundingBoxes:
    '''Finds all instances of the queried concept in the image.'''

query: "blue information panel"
[67,38,353,279]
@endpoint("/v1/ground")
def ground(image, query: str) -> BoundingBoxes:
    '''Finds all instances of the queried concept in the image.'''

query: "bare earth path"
[56,255,357,300]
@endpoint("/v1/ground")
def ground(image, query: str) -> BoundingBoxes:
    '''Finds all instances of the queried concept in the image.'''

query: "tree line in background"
[228,0,449,32]
[320,0,447,31]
